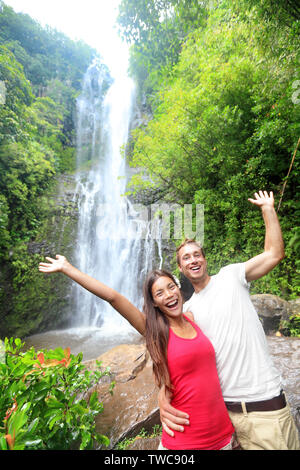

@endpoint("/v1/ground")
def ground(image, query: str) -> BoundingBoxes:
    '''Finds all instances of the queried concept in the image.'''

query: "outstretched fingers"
[38,255,64,273]
[248,190,274,206]
[38,262,53,272]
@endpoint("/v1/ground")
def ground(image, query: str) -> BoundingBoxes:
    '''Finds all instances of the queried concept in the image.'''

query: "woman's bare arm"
[39,255,146,336]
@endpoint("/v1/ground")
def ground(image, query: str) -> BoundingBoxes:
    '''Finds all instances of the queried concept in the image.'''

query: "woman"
[39,255,238,450]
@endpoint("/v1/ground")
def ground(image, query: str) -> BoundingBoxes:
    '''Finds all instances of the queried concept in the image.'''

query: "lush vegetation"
[0,2,101,262]
[118,0,300,304]
[0,337,113,450]
[0,3,112,338]
[116,424,162,450]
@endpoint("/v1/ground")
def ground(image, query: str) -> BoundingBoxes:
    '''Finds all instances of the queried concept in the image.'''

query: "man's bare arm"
[245,191,285,282]
[158,386,190,437]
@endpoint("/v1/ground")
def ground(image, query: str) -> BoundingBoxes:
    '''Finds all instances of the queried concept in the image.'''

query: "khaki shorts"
[228,401,300,450]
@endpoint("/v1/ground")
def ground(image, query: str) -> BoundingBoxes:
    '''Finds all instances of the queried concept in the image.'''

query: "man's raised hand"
[248,190,274,209]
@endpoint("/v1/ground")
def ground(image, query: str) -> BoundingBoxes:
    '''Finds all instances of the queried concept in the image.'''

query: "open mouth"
[190,265,201,272]
[165,299,179,309]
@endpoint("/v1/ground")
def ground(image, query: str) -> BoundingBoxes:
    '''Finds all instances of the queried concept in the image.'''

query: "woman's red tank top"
[161,315,234,450]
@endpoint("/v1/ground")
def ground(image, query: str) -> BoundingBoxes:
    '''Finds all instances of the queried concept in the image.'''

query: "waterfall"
[25,60,163,360]
[71,60,160,340]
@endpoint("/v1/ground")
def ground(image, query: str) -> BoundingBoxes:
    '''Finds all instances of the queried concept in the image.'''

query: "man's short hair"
[176,238,205,265]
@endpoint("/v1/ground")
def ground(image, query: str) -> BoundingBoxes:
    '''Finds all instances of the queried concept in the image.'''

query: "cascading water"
[71,59,160,342]
[25,60,161,360]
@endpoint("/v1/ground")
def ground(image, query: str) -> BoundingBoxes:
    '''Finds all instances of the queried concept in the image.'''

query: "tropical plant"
[0,338,113,450]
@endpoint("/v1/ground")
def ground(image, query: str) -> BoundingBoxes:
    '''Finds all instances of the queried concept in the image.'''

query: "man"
[159,190,300,450]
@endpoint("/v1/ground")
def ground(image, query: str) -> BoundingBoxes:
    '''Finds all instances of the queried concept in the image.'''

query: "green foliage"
[118,0,209,108]
[0,3,97,90]
[0,193,10,254]
[288,315,300,337]
[0,45,33,145]
[0,4,109,273]
[0,44,33,109]
[0,338,112,450]
[0,140,56,249]
[120,0,300,300]
[237,0,300,24]
[116,424,162,450]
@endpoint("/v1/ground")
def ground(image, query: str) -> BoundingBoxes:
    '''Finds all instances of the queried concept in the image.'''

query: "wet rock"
[126,436,161,450]
[288,298,300,317]
[267,335,300,430]
[250,294,300,335]
[250,294,290,334]
[84,343,160,450]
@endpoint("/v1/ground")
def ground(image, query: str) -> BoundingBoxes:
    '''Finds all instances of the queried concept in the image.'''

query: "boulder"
[84,343,160,450]
[267,336,300,430]
[250,294,300,335]
[250,294,290,334]
[288,298,300,317]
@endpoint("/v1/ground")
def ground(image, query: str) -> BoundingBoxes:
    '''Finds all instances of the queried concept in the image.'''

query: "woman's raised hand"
[39,255,67,274]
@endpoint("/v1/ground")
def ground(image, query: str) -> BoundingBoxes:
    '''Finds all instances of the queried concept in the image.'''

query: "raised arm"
[245,191,285,282]
[39,255,146,336]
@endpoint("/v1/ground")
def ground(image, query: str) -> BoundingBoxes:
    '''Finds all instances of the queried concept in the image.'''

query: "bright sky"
[3,0,129,78]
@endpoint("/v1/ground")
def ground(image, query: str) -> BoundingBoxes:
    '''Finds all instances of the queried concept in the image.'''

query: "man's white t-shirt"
[183,263,282,402]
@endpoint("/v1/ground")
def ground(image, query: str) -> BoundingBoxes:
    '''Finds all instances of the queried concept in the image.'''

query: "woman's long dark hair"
[143,269,181,391]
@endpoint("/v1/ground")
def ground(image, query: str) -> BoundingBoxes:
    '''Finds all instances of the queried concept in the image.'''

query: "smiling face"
[177,242,208,284]
[151,276,183,321]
